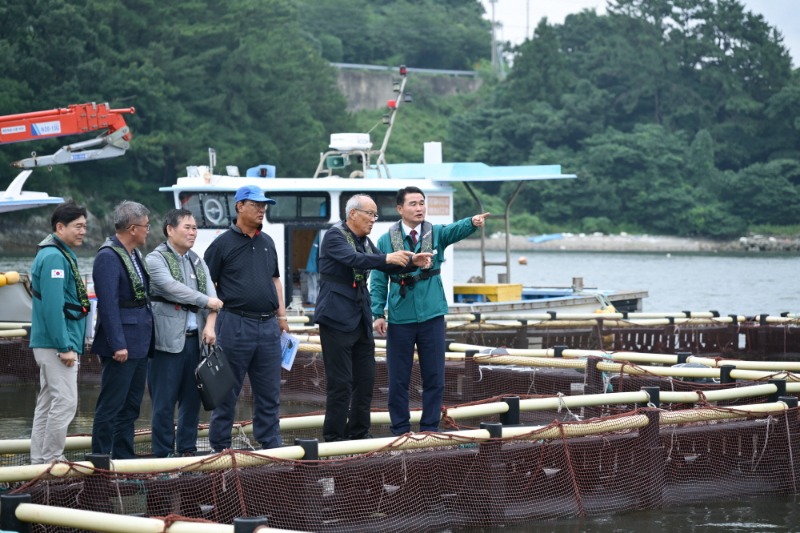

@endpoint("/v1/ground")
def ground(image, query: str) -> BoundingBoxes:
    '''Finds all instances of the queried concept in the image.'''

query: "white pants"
[30,348,78,464]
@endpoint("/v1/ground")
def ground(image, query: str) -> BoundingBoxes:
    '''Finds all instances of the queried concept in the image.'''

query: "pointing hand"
[472,212,490,227]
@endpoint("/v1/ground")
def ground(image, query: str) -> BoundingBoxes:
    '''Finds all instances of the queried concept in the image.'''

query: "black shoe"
[349,433,373,440]
[179,451,196,457]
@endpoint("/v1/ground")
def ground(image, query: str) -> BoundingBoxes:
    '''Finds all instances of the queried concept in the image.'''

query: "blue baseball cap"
[234,185,276,204]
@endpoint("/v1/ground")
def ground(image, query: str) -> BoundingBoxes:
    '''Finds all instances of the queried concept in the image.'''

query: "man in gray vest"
[146,208,223,457]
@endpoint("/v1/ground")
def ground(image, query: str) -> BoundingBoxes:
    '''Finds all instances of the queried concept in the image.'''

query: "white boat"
[0,271,33,324]
[160,69,645,315]
[0,170,64,214]
[161,153,646,315]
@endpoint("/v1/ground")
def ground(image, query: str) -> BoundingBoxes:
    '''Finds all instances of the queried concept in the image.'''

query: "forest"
[1,0,798,239]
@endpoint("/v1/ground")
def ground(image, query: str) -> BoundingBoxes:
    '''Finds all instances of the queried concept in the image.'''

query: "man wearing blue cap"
[203,184,290,451]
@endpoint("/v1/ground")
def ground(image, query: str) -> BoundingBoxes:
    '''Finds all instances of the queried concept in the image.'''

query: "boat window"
[340,192,400,222]
[266,193,330,222]
[179,192,235,229]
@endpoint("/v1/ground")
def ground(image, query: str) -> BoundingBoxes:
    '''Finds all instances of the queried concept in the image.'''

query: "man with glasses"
[314,194,432,442]
[371,186,489,436]
[29,201,89,464]
[91,200,155,458]
[203,184,289,451]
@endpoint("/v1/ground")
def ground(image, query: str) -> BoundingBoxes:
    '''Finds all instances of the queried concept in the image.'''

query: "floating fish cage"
[1,383,800,532]
[2,315,800,531]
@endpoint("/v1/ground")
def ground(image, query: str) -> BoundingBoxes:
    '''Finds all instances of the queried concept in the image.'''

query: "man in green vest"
[146,208,223,457]
[371,186,488,435]
[29,201,89,464]
[90,200,154,459]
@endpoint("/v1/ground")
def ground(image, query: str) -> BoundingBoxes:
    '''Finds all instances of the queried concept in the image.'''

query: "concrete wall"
[336,67,482,111]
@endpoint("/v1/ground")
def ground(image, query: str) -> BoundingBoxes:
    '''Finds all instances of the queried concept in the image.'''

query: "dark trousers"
[148,340,202,457]
[91,356,148,459]
[320,321,375,441]
[209,310,282,450]
[386,315,446,434]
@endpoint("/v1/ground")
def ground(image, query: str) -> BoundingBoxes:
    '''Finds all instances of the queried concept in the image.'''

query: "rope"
[558,421,586,517]
[555,392,582,421]
[786,409,797,493]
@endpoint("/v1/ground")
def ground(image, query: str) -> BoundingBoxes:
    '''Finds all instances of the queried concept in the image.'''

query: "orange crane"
[0,102,135,168]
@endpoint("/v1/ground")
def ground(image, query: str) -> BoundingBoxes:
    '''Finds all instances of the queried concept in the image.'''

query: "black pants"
[319,321,375,441]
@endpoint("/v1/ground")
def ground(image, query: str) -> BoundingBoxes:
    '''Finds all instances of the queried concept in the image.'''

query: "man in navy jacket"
[90,200,154,459]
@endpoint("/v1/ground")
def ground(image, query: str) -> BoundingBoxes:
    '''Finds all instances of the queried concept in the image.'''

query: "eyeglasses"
[245,201,268,211]
[355,208,379,220]
[129,223,151,231]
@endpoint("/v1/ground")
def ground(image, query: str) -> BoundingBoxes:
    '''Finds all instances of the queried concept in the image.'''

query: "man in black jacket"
[313,194,430,442]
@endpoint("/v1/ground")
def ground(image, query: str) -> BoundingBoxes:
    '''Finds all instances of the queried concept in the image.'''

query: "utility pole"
[526,0,530,40]
[489,0,498,74]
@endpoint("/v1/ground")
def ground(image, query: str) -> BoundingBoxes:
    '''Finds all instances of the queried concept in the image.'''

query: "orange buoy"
[0,274,6,288]
[4,271,20,284]
[518,256,528,265]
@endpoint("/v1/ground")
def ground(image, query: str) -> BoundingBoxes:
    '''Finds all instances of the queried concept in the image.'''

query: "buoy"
[0,274,6,288]
[518,256,528,265]
[4,271,20,284]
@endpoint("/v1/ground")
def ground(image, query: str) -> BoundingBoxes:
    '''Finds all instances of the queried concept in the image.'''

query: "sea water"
[454,249,800,316]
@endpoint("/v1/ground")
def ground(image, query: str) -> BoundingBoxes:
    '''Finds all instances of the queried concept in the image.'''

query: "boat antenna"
[374,64,410,175]
[312,65,412,179]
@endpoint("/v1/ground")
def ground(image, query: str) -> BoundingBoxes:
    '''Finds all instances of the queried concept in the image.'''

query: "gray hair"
[114,200,150,230]
[345,194,372,219]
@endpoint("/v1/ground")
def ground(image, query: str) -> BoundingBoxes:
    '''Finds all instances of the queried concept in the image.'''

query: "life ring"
[203,198,225,225]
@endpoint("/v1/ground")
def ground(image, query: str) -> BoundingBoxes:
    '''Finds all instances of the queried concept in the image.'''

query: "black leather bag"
[195,344,237,411]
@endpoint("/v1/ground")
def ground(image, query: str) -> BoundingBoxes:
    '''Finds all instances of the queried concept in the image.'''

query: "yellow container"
[453,283,523,303]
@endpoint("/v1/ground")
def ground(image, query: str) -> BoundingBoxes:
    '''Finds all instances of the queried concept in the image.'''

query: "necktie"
[409,229,418,247]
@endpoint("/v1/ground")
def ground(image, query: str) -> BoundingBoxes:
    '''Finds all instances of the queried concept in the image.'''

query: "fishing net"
[1,317,800,531]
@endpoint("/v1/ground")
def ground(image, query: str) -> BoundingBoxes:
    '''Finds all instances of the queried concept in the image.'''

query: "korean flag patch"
[51,269,65,279]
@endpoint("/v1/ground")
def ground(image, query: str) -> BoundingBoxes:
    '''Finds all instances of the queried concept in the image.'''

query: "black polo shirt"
[204,223,280,313]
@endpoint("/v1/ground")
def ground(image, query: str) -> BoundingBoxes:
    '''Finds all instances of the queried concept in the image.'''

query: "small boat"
[0,271,32,328]
[528,232,563,244]
[160,67,646,316]
[0,170,64,214]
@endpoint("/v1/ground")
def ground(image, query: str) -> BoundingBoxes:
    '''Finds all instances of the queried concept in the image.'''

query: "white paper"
[281,332,299,371]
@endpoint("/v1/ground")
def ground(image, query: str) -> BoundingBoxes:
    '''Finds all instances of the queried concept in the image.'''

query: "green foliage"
[581,216,614,234]
[297,0,490,69]
[512,213,550,235]
[747,224,800,237]
[445,0,800,238]
[1,0,798,242]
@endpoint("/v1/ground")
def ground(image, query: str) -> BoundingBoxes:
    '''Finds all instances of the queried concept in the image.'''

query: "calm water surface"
[455,249,799,316]
[2,250,799,531]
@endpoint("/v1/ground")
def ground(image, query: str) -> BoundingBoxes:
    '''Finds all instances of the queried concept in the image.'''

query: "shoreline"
[454,233,800,253]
